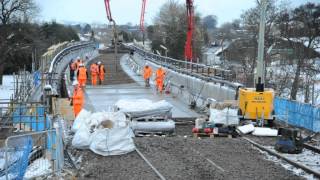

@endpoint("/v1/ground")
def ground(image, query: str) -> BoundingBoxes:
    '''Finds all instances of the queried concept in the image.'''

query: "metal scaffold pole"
[254,0,267,85]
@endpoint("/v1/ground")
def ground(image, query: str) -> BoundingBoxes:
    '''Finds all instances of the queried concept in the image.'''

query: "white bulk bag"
[72,125,92,149]
[71,109,91,133]
[89,126,135,156]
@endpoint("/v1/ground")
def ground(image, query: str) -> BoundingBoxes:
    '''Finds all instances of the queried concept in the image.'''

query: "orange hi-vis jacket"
[78,67,88,80]
[156,68,165,81]
[73,87,84,106]
[99,64,105,75]
[143,66,152,80]
[73,86,84,117]
[90,63,99,75]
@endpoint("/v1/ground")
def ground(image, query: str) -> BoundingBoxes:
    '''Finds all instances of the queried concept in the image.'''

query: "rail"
[125,44,242,90]
[242,137,320,178]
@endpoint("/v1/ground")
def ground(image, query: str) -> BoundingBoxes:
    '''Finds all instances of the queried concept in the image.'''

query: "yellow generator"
[238,0,275,126]
[238,87,275,126]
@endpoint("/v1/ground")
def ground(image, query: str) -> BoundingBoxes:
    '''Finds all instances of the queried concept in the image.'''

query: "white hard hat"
[77,56,81,59]
[72,81,78,86]
[79,63,84,67]
[98,61,101,65]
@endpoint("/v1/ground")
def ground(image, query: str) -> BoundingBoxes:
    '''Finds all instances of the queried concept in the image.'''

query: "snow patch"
[24,158,52,179]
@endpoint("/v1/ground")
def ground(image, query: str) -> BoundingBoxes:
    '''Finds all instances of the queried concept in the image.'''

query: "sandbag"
[89,126,135,156]
[72,125,91,149]
[72,109,91,133]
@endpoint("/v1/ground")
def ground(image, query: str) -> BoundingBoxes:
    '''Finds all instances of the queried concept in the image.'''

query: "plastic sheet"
[274,97,320,132]
[252,127,278,137]
[131,120,175,133]
[115,99,173,119]
[237,124,255,134]
[209,108,239,125]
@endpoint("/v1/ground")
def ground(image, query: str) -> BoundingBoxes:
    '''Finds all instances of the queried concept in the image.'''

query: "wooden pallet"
[193,132,215,138]
[192,132,233,138]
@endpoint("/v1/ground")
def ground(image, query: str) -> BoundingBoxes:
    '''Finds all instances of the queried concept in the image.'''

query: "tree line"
[0,0,79,84]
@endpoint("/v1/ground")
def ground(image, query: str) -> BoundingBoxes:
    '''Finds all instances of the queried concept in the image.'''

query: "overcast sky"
[35,0,319,26]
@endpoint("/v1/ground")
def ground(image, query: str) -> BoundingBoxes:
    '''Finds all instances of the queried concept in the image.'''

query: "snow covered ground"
[0,75,14,113]
[258,146,320,180]
[24,158,52,179]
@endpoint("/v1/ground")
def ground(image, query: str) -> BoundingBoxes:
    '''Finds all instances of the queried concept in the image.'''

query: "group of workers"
[70,57,106,117]
[70,56,166,117]
[90,61,106,86]
[143,64,166,93]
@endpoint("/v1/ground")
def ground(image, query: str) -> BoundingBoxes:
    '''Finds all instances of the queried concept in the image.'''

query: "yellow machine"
[238,87,275,125]
[238,0,274,126]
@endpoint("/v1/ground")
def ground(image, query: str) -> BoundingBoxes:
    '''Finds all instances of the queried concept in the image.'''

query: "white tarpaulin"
[114,99,173,118]
[71,109,135,156]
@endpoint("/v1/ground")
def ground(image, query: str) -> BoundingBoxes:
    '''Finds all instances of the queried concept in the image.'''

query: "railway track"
[242,137,320,178]
[135,147,166,180]
[134,140,226,180]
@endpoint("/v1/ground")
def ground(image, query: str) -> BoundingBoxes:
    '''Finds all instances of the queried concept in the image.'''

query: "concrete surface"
[84,83,199,119]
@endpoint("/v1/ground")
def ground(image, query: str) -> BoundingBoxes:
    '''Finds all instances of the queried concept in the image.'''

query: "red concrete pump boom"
[104,0,113,22]
[184,0,194,61]
[140,0,147,32]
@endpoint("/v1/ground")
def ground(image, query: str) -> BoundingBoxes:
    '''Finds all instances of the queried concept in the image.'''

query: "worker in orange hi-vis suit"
[75,57,82,70]
[98,61,106,85]
[72,84,84,117]
[90,62,99,86]
[155,67,165,93]
[77,64,88,87]
[143,64,152,87]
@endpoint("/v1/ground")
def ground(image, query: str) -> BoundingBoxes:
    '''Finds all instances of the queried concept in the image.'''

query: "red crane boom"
[140,0,147,32]
[104,0,113,22]
[184,0,194,61]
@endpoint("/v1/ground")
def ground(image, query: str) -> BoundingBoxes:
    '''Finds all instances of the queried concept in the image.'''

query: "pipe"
[131,120,175,133]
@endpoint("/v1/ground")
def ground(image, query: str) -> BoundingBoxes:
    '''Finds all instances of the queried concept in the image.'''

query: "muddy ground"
[69,123,303,180]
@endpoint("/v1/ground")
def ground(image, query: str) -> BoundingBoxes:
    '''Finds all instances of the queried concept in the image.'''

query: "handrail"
[48,41,96,85]
[124,44,242,89]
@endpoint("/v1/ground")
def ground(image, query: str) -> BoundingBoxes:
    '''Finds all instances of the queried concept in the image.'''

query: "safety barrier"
[48,42,97,92]
[274,97,320,132]
[125,45,241,90]
[0,102,51,131]
[1,129,64,179]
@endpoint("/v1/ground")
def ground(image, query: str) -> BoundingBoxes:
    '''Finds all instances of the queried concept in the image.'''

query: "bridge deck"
[84,83,199,119]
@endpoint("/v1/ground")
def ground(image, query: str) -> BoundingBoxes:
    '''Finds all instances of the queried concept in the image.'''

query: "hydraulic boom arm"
[184,0,194,61]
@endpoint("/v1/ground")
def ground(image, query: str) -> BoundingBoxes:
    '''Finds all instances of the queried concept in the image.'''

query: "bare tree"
[0,0,38,25]
[277,2,320,101]
[151,0,204,60]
